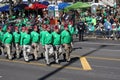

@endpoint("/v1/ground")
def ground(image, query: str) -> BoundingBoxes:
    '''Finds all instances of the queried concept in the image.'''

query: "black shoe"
[41,53,44,58]
[63,53,66,60]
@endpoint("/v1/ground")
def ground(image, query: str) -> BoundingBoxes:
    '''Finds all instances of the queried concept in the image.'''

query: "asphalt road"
[0,38,120,80]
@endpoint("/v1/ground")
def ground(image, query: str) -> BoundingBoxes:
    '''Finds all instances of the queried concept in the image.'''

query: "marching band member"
[52,25,62,64]
[20,27,26,54]
[13,27,21,59]
[0,26,4,55]
[22,27,31,62]
[2,27,13,60]
[31,25,39,60]
[61,24,72,62]
[39,24,46,57]
[42,25,53,65]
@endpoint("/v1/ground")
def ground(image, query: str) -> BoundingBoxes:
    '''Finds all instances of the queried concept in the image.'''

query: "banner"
[99,0,116,7]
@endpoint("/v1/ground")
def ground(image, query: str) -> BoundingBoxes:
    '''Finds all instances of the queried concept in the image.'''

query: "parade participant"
[31,25,39,60]
[2,27,13,60]
[68,21,75,47]
[43,25,53,65]
[0,26,4,55]
[68,21,75,35]
[39,24,47,57]
[20,27,25,53]
[52,25,62,64]
[13,27,20,59]
[61,24,72,62]
[40,24,46,45]
[22,27,31,62]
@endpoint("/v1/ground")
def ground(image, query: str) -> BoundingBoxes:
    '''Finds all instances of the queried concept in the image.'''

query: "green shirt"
[2,25,7,32]
[88,25,95,32]
[2,32,13,44]
[92,18,97,26]
[22,32,31,45]
[52,31,61,45]
[86,17,92,24]
[0,31,3,42]
[42,31,53,45]
[117,26,120,31]
[44,20,50,24]
[31,31,39,43]
[13,32,20,43]
[61,30,72,44]
[68,25,75,35]
[39,30,46,44]
[20,32,25,45]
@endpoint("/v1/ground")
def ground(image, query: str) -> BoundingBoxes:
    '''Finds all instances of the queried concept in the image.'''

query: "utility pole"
[9,0,13,16]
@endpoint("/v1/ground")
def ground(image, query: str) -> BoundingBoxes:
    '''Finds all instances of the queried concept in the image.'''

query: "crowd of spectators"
[0,4,120,40]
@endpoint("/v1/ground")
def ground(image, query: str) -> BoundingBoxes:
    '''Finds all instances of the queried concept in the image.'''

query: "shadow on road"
[81,45,107,57]
[38,57,79,80]
[72,47,82,51]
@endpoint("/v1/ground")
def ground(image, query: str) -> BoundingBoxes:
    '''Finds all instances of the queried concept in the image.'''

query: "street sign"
[55,5,59,17]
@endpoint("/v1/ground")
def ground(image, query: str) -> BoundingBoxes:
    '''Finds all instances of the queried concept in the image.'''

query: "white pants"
[54,45,62,63]
[44,44,53,64]
[15,43,20,57]
[0,42,4,55]
[23,45,31,61]
[31,43,39,59]
[4,44,12,59]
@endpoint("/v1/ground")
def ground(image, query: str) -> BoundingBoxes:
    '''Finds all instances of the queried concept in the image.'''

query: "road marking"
[86,56,120,61]
[80,57,92,71]
[0,59,83,71]
[71,55,120,61]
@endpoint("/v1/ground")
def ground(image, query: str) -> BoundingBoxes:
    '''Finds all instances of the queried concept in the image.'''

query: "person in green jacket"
[0,26,4,55]
[22,27,31,62]
[39,24,47,57]
[13,27,21,59]
[92,16,97,26]
[20,27,26,54]
[68,21,75,35]
[61,24,72,62]
[43,25,53,65]
[68,21,75,48]
[2,27,13,60]
[40,24,46,46]
[52,25,62,64]
[31,26,39,60]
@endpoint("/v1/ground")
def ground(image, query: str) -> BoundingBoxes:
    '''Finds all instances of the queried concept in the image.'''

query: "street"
[0,38,120,80]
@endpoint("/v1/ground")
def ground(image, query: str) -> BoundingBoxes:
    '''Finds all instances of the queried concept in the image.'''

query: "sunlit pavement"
[0,38,120,80]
